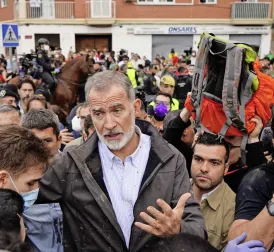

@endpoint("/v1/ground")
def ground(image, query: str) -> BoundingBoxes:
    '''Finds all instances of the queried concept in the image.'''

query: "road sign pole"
[9,47,14,73]
[2,23,19,64]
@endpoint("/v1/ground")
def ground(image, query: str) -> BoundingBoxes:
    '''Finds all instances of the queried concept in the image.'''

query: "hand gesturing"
[135,193,191,236]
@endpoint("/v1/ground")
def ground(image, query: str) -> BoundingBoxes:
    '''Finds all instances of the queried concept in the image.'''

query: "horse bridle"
[58,62,94,87]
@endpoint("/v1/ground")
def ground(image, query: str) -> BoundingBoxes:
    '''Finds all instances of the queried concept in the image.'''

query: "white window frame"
[1,0,7,8]
[200,0,217,4]
[138,0,175,5]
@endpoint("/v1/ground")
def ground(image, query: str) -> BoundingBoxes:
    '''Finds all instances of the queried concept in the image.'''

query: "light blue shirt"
[23,203,63,252]
[98,126,151,248]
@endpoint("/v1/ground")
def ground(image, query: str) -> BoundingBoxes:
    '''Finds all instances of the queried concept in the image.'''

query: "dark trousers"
[41,72,55,91]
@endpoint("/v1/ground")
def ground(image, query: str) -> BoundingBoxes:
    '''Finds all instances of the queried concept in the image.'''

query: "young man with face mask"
[0,125,49,202]
[148,92,172,134]
[65,103,92,149]
[0,125,49,212]
[21,109,63,252]
[36,38,56,92]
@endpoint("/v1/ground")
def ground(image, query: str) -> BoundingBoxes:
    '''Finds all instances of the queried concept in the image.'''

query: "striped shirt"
[98,126,151,247]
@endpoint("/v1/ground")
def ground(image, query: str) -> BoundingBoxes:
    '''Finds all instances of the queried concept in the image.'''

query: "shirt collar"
[98,126,146,168]
[202,180,226,211]
[201,184,220,202]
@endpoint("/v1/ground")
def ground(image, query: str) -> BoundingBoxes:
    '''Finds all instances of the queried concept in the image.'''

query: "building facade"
[0,0,272,59]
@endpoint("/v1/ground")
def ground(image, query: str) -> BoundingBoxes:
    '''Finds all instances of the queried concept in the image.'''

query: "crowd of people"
[0,37,273,252]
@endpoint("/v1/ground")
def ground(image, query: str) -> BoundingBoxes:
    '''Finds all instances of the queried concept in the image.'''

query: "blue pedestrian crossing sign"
[2,24,19,47]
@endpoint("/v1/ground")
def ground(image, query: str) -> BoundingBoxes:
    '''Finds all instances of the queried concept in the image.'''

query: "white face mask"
[72,116,82,132]
[44,45,50,51]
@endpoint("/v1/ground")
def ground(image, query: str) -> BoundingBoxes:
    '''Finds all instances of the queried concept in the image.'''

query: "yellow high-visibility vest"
[149,98,179,111]
[127,68,137,89]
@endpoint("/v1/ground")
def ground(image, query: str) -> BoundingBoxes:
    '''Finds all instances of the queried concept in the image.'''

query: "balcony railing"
[231,2,271,19]
[14,1,74,19]
[86,0,116,19]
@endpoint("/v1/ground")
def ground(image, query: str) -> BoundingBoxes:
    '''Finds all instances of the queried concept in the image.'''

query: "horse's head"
[81,54,94,77]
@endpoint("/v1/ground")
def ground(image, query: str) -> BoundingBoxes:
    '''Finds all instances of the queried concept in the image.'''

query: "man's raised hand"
[135,193,191,236]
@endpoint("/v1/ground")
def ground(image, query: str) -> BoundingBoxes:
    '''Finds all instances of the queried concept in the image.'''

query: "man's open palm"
[135,193,191,236]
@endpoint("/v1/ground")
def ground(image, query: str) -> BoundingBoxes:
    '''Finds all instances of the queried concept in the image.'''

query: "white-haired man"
[37,71,206,251]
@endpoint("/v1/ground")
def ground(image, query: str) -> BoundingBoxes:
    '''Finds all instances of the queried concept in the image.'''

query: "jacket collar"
[203,180,226,211]
[66,119,175,245]
[68,119,175,166]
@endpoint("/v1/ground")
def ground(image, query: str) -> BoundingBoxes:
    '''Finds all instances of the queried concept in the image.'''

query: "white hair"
[85,71,135,103]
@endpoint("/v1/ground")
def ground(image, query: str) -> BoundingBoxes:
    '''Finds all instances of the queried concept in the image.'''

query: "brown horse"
[8,75,41,86]
[54,55,94,113]
[8,55,94,114]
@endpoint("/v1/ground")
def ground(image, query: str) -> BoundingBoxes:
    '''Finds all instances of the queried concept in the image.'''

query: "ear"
[180,129,187,141]
[18,215,26,242]
[83,132,88,142]
[0,171,9,188]
[57,134,62,149]
[133,98,142,117]
[224,163,229,175]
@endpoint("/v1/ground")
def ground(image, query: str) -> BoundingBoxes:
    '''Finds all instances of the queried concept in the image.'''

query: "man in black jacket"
[144,65,158,95]
[163,108,194,175]
[174,67,192,109]
[37,71,206,252]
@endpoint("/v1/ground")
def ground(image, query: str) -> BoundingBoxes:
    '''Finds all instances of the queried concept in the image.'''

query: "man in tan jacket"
[191,133,235,251]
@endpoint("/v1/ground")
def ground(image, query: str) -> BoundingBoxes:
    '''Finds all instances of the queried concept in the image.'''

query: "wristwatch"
[267,199,274,216]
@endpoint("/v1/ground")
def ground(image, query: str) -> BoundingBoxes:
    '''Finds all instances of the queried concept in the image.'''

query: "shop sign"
[134,25,270,35]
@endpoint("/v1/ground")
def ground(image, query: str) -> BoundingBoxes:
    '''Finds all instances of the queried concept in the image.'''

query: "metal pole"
[9,47,14,73]
[14,48,18,74]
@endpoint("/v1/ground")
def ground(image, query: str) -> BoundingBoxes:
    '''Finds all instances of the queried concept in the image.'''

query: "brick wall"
[0,0,271,22]
[74,0,271,19]
[74,0,86,18]
[74,0,233,19]
[0,0,15,21]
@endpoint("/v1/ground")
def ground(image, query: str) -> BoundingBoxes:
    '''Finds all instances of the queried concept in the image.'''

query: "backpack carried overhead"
[185,33,274,164]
